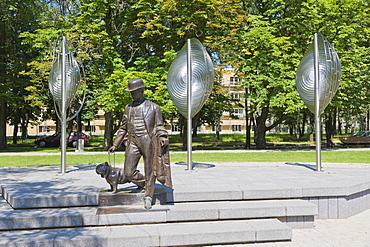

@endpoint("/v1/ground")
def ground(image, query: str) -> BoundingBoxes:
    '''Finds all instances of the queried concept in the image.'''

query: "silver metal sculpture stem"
[61,36,67,174]
[48,36,82,173]
[187,39,193,170]
[296,33,341,172]
[314,33,322,172]
[167,38,214,170]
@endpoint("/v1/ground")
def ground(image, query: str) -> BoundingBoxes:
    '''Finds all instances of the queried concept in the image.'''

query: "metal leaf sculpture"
[167,38,214,119]
[296,33,341,114]
[48,37,81,119]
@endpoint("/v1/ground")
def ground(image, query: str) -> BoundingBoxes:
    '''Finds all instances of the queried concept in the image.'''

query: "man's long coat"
[113,98,172,189]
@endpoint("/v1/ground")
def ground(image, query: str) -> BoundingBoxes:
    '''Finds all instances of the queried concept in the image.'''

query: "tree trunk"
[300,110,307,138]
[325,112,334,147]
[295,112,300,140]
[20,114,29,140]
[192,112,200,137]
[87,120,92,136]
[0,21,7,150]
[333,108,337,135]
[309,112,314,142]
[104,111,114,151]
[352,116,357,134]
[289,124,294,135]
[245,87,251,149]
[0,100,7,150]
[245,116,251,149]
[12,114,20,144]
[67,119,73,134]
[76,110,82,149]
[338,115,342,135]
[179,115,185,138]
[254,124,267,149]
[182,123,187,151]
[254,107,285,149]
[215,118,221,141]
[254,107,269,149]
[77,110,82,133]
[344,113,349,134]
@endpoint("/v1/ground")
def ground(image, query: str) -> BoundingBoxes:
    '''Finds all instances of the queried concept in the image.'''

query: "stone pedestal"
[98,188,167,207]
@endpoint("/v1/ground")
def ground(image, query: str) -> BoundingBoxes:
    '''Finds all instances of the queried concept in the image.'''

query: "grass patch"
[171,151,370,163]
[0,150,368,167]
[168,133,247,144]
[0,147,83,153]
[6,133,348,152]
[0,154,125,166]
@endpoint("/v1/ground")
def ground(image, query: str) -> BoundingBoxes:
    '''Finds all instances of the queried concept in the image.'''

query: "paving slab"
[0,219,291,247]
[1,160,370,246]
[0,197,315,230]
[248,219,292,242]
[1,151,370,246]
[2,163,370,216]
[0,207,83,230]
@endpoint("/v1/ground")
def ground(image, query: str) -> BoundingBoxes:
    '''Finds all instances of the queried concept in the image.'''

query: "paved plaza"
[0,149,369,246]
[215,208,370,246]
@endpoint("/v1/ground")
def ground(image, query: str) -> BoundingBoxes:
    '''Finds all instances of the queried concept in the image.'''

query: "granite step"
[0,219,292,247]
[1,182,168,209]
[0,199,316,230]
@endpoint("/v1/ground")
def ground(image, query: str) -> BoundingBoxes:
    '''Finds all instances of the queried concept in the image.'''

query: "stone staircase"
[0,187,317,246]
[3,163,370,246]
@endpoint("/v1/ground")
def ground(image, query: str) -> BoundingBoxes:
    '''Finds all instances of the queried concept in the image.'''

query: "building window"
[171,125,181,132]
[39,126,51,133]
[212,125,222,132]
[230,92,245,102]
[230,93,237,99]
[230,93,241,100]
[232,125,242,132]
[233,108,244,118]
[215,76,223,85]
[85,125,96,132]
[230,77,240,86]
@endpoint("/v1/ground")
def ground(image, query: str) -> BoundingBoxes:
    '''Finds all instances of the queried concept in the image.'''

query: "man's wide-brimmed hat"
[125,79,145,92]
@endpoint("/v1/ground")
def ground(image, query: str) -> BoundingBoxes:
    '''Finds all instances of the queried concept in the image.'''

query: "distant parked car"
[35,131,89,148]
[339,131,370,145]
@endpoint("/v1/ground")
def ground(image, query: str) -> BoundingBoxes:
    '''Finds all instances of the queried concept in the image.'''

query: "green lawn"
[172,151,370,163]
[5,133,363,153]
[0,154,124,166]
[0,150,369,167]
[2,133,368,167]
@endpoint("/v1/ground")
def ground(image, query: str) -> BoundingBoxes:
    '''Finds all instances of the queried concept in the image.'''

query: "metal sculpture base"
[98,188,167,207]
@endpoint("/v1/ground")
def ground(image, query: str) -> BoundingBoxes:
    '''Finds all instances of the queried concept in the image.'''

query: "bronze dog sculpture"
[96,162,130,193]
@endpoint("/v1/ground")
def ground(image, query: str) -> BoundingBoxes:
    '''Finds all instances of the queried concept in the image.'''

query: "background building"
[6,71,248,137]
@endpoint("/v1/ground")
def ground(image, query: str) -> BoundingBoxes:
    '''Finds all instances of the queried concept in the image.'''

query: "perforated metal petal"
[48,38,81,115]
[296,33,341,114]
[167,38,214,119]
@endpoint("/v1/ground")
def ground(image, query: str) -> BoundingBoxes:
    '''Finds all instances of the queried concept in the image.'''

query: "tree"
[238,12,302,149]
[298,0,370,142]
[0,15,7,150]
[10,0,370,151]
[131,0,248,144]
[0,0,44,149]
[20,0,126,149]
[233,0,370,149]
[196,83,241,140]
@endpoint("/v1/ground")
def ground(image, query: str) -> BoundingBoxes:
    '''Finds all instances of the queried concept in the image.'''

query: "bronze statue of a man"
[108,79,172,209]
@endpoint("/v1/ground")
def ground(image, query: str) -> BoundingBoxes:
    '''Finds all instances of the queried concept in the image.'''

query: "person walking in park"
[108,79,172,209]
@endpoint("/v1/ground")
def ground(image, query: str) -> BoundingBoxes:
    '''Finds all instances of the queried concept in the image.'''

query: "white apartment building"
[6,71,248,136]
